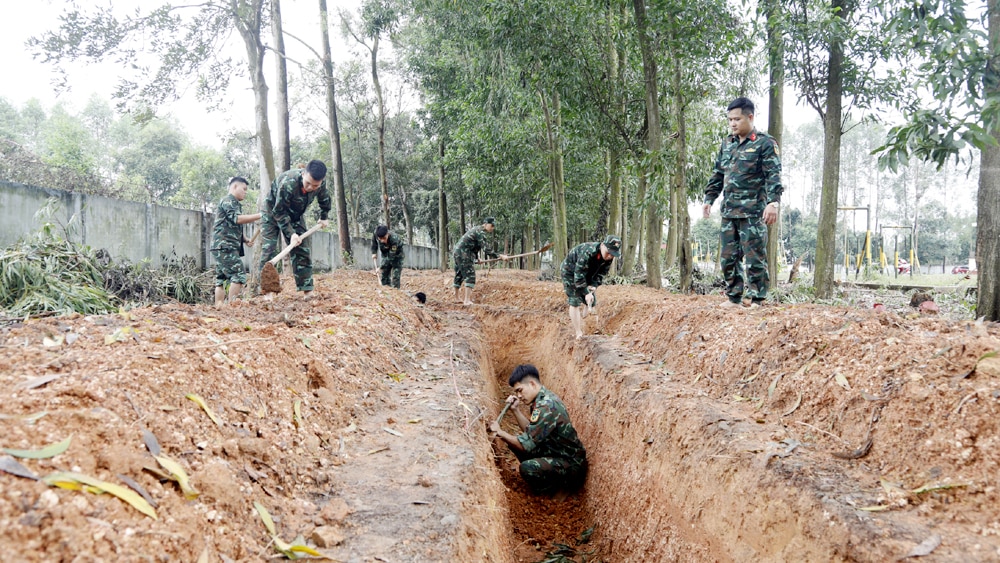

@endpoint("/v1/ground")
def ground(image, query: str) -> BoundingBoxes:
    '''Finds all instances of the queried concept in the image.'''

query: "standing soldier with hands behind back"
[371,225,405,289]
[258,160,331,296]
[211,176,261,306]
[703,97,782,309]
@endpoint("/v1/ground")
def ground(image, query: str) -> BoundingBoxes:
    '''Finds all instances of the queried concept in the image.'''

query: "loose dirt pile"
[2,269,999,562]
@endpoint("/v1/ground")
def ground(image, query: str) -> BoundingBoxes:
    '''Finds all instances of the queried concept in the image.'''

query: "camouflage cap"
[602,235,622,257]
[484,216,496,225]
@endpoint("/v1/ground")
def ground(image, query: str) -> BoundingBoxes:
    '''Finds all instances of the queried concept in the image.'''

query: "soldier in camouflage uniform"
[211,177,262,306]
[258,160,332,295]
[703,97,783,308]
[560,235,621,339]
[370,224,405,289]
[452,217,508,305]
[489,364,587,495]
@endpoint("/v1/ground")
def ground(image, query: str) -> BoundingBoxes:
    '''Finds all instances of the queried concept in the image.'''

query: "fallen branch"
[793,421,852,447]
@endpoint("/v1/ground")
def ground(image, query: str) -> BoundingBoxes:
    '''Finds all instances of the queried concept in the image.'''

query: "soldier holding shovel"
[560,235,621,339]
[489,364,587,497]
[258,160,331,296]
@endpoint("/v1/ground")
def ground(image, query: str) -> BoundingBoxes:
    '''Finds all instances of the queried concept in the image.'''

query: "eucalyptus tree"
[30,0,278,289]
[342,0,400,229]
[783,0,908,298]
[271,0,292,173]
[876,0,1000,320]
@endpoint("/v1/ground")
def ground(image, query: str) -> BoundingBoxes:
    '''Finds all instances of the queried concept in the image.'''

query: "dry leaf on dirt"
[41,472,158,520]
[0,456,39,480]
[900,534,941,559]
[15,374,65,390]
[186,393,222,426]
[3,435,72,459]
[153,454,200,500]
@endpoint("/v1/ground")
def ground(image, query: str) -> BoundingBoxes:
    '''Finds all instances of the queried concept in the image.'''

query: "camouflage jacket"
[453,226,498,261]
[705,129,783,219]
[370,232,405,263]
[561,242,612,292]
[265,168,332,240]
[211,194,243,251]
[517,387,586,464]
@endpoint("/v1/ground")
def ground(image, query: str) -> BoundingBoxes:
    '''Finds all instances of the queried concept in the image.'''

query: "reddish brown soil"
[2,268,999,562]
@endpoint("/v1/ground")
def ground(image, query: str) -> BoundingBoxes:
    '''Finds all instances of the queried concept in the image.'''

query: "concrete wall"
[0,181,439,271]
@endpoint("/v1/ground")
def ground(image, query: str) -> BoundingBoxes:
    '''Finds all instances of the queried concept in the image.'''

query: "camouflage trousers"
[560,266,595,307]
[379,258,403,289]
[510,447,587,495]
[259,215,315,291]
[212,248,247,286]
[720,216,769,303]
[452,250,477,288]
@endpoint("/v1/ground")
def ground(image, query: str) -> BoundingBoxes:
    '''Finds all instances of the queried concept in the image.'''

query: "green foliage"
[170,145,231,211]
[0,200,213,320]
[875,0,996,169]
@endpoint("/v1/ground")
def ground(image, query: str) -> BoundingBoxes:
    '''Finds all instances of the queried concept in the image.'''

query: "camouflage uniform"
[510,387,587,494]
[452,226,498,289]
[259,168,332,291]
[371,232,405,289]
[704,129,782,303]
[560,242,613,307]
[211,194,247,286]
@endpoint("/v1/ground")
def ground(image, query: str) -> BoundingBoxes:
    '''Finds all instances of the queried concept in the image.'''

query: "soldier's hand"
[763,202,779,225]
[585,293,594,307]
[500,254,509,261]
[505,395,519,407]
[703,203,712,219]
[289,233,302,247]
[319,219,330,229]
[489,421,501,433]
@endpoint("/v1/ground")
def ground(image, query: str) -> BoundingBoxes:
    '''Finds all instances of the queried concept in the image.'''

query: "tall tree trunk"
[979,1,1000,320]
[633,0,663,289]
[764,0,784,284]
[320,0,352,264]
[398,188,413,243]
[622,177,643,276]
[539,88,569,266]
[671,58,693,290]
[233,0,275,293]
[371,35,391,228]
[679,205,693,292]
[438,138,449,271]
[458,192,466,235]
[813,0,848,298]
[271,0,291,173]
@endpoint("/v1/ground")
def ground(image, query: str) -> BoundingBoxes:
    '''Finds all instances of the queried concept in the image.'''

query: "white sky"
[1,0,365,147]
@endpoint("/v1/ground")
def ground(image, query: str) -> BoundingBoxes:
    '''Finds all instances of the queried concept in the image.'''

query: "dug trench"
[436,270,1000,562]
[1,269,999,562]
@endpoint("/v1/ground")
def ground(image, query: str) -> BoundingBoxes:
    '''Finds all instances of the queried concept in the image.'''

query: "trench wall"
[0,181,439,270]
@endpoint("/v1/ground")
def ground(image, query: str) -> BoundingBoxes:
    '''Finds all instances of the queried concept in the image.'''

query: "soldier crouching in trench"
[490,364,587,497]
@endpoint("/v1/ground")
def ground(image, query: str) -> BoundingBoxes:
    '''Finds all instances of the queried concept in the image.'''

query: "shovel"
[477,241,554,264]
[489,401,514,438]
[260,223,324,294]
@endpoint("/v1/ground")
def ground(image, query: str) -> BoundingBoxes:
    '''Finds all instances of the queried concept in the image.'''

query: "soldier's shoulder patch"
[530,410,540,423]
[773,143,780,157]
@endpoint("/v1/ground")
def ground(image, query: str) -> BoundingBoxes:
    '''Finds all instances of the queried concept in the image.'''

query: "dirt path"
[2,269,999,562]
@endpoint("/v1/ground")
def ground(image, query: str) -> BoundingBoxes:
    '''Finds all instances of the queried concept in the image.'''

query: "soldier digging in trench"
[490,364,587,497]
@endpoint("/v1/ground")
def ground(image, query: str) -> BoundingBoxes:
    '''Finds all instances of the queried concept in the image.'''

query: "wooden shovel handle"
[268,223,324,265]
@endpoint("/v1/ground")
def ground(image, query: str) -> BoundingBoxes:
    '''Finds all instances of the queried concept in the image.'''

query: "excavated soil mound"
[2,268,999,562]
